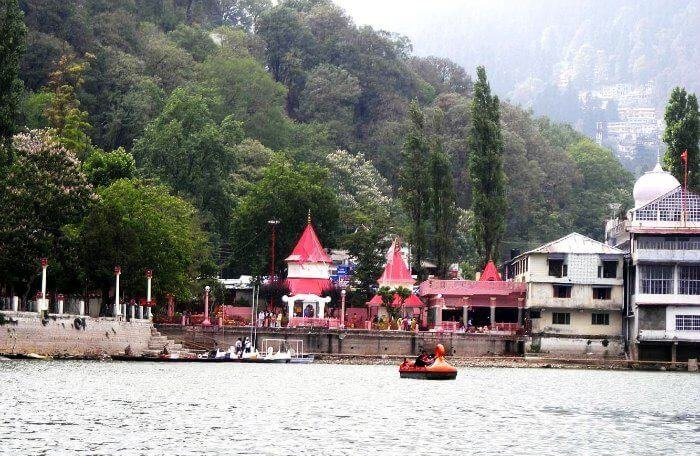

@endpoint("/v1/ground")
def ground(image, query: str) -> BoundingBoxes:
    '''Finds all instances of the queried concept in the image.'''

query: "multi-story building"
[606,161,700,362]
[511,233,625,356]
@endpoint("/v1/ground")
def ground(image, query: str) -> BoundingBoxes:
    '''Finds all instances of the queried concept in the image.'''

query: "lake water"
[1,361,698,455]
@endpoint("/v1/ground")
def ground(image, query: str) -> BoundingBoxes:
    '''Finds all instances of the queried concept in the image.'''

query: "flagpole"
[682,149,688,225]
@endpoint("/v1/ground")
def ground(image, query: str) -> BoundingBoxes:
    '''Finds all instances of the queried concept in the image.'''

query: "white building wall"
[287,262,330,279]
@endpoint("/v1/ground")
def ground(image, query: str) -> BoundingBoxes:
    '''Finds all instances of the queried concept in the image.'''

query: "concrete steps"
[144,328,193,357]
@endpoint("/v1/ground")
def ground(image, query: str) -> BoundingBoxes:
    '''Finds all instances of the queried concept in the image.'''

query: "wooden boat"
[399,344,458,380]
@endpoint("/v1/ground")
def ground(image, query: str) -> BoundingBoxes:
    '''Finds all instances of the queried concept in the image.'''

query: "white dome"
[633,161,680,207]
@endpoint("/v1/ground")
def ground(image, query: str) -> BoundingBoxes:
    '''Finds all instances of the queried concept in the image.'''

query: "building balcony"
[526,274,623,286]
[633,248,700,263]
[634,294,700,306]
[526,297,623,311]
[638,329,700,342]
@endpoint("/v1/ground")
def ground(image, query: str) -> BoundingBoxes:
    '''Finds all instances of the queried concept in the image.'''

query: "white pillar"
[318,301,325,319]
[138,305,144,319]
[130,304,135,320]
[114,266,122,317]
[146,270,153,320]
[11,296,18,312]
[56,295,64,315]
[39,258,48,314]
[78,300,85,316]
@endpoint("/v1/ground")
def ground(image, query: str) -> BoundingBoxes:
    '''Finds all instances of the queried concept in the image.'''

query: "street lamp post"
[202,285,211,326]
[340,289,346,329]
[268,219,280,310]
[114,266,121,317]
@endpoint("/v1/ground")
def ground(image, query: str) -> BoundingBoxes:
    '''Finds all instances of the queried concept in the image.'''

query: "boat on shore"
[111,338,314,363]
[399,344,458,380]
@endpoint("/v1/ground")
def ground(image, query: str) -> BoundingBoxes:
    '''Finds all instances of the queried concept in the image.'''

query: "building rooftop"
[285,221,332,264]
[516,232,624,258]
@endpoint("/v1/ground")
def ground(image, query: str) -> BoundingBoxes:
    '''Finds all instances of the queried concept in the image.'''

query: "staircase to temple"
[141,327,194,357]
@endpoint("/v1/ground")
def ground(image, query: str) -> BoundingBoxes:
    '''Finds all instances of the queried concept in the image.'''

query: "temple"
[419,261,526,332]
[367,239,423,319]
[282,217,333,323]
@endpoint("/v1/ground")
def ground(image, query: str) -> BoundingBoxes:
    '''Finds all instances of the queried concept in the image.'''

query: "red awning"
[285,278,331,296]
[367,293,424,307]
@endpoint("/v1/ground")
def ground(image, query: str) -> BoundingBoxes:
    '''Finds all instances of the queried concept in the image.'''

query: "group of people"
[233,337,253,357]
[371,315,420,331]
[257,310,283,328]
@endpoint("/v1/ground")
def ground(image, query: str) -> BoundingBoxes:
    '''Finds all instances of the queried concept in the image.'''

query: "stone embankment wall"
[157,326,526,357]
[527,334,625,357]
[0,311,153,357]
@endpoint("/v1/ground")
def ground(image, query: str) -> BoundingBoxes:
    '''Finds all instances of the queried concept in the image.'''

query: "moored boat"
[399,344,458,380]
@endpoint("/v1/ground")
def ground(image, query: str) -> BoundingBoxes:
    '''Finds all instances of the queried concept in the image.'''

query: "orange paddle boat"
[399,344,458,380]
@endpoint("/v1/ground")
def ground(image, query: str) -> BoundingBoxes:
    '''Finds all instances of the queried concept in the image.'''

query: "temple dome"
[632,161,680,207]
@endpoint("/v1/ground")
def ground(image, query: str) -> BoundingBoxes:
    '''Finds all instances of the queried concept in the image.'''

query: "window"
[675,315,700,331]
[552,312,570,325]
[679,266,700,295]
[592,287,612,300]
[591,313,610,325]
[548,259,567,278]
[640,265,673,294]
[553,285,572,298]
[530,310,541,319]
[600,261,618,278]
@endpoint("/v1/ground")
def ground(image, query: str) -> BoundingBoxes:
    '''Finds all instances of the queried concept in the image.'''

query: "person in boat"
[414,350,434,367]
[161,345,169,356]
[244,337,251,353]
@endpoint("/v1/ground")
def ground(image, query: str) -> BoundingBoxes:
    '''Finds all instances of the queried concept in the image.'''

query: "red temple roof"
[378,239,414,286]
[479,260,502,281]
[285,277,332,296]
[285,222,332,264]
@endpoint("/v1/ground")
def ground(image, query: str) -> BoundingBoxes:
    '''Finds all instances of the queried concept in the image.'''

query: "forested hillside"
[3,0,633,302]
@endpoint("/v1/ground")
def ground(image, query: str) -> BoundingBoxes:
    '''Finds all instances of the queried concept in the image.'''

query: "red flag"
[681,149,688,163]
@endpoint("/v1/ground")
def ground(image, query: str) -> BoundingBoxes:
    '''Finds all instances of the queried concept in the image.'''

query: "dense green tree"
[229,156,340,276]
[566,139,633,238]
[82,47,165,150]
[399,100,431,279]
[342,225,391,308]
[0,130,92,301]
[198,56,290,149]
[168,24,217,62]
[0,0,26,141]
[325,149,392,232]
[73,179,211,313]
[663,87,699,191]
[468,66,506,264]
[83,147,137,187]
[256,4,315,114]
[429,128,457,279]
[132,88,242,239]
[299,64,360,147]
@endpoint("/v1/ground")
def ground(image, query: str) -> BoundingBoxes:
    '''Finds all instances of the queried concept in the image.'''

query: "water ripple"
[0,361,698,455]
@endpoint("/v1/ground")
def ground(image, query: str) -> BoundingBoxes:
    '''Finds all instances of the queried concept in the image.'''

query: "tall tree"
[44,54,93,158]
[400,100,430,280]
[663,87,699,191]
[74,179,211,313]
[0,130,92,301]
[429,129,457,279]
[0,0,26,141]
[468,66,506,264]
